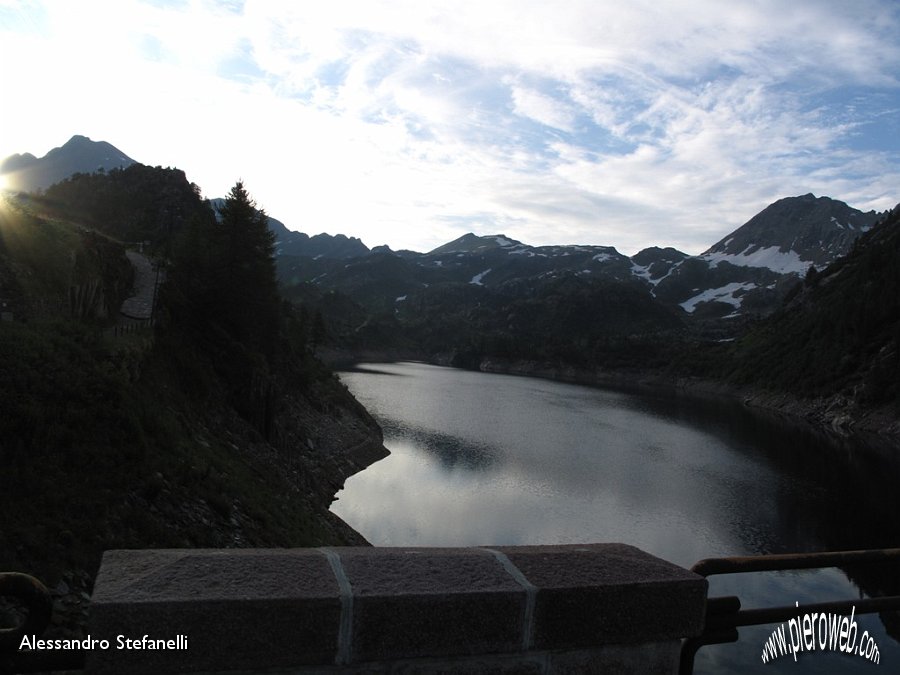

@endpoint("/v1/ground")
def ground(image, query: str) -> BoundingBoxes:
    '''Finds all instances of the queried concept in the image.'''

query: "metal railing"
[679,547,900,675]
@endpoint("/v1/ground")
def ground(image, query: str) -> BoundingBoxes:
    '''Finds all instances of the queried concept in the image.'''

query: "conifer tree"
[213,181,280,357]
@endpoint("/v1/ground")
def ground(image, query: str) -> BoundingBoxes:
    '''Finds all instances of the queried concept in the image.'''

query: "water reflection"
[380,420,499,471]
[333,362,900,674]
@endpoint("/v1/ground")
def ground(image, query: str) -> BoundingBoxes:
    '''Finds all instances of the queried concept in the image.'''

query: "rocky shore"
[475,356,900,441]
[2,383,389,646]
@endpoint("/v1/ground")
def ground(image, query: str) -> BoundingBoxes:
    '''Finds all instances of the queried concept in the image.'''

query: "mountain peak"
[0,135,136,192]
[701,194,883,272]
[428,233,524,255]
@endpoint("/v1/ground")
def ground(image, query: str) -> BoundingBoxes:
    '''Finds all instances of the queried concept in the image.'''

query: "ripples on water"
[334,362,900,674]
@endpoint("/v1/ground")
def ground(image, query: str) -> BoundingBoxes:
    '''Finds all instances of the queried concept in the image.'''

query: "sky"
[1,0,899,255]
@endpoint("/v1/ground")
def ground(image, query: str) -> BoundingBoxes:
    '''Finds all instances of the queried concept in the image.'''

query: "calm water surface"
[333,362,900,674]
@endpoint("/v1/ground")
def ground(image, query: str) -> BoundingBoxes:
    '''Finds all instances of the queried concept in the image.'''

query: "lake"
[332,361,900,673]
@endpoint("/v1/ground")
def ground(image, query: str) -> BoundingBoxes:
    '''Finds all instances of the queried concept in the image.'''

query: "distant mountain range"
[278,195,885,324]
[2,135,887,324]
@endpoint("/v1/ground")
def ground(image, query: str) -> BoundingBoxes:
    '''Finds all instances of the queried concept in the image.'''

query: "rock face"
[0,135,135,192]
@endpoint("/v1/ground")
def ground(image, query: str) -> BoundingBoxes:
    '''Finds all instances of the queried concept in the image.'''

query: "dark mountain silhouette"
[1,135,136,192]
[4,135,369,260]
[207,197,370,259]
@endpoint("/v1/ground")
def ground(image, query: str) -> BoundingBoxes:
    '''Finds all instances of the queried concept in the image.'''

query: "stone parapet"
[84,544,707,674]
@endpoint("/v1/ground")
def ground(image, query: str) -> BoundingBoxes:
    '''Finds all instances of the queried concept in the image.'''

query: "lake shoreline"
[477,356,900,441]
[325,348,900,444]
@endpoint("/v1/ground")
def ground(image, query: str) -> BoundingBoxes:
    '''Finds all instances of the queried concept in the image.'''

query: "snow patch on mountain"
[630,263,671,286]
[702,245,810,275]
[631,263,652,280]
[470,269,492,285]
[680,282,758,313]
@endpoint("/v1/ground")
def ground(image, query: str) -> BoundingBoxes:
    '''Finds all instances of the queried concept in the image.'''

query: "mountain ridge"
[3,136,890,323]
[207,197,369,259]
[279,194,885,324]
[2,137,884,282]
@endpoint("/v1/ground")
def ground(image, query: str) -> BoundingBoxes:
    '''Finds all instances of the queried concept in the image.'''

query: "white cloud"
[509,83,575,132]
[1,0,899,254]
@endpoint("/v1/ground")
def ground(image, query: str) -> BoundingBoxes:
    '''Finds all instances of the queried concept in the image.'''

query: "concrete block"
[337,547,526,662]
[86,549,341,674]
[498,544,707,650]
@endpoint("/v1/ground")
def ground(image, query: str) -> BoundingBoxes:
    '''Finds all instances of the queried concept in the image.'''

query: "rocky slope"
[722,204,900,435]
